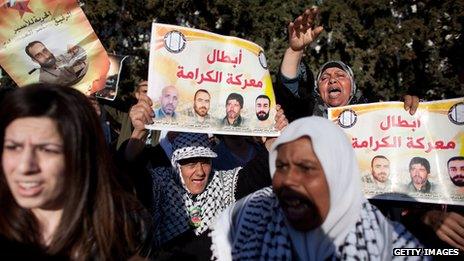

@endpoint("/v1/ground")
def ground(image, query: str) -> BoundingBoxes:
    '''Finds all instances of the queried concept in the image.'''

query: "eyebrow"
[4,139,63,147]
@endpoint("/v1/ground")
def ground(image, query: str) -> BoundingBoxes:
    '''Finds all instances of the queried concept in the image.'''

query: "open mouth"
[278,190,314,221]
[17,181,43,196]
[192,176,206,185]
[328,86,342,98]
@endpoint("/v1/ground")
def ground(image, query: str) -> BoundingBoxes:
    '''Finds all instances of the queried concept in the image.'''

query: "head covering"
[212,116,422,260]
[150,132,238,246]
[170,132,217,168]
[269,116,364,258]
[314,60,357,103]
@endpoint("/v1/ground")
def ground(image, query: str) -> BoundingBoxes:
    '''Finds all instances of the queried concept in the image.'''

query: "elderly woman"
[278,7,419,120]
[124,89,288,259]
[151,131,284,260]
[0,85,151,259]
[211,117,424,260]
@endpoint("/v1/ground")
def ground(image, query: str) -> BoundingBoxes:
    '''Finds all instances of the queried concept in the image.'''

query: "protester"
[0,84,151,259]
[124,92,287,259]
[275,6,464,253]
[212,117,424,260]
[278,7,419,120]
[105,80,161,149]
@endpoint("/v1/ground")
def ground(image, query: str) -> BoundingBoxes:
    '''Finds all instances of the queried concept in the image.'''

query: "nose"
[17,147,40,175]
[329,75,337,83]
[194,162,206,176]
[282,167,301,186]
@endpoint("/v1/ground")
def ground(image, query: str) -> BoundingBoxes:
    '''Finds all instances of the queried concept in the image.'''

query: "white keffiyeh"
[211,117,426,260]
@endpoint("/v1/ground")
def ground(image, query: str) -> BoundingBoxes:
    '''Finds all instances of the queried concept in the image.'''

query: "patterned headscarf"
[211,117,424,260]
[170,132,217,168]
[314,60,357,100]
[150,133,240,246]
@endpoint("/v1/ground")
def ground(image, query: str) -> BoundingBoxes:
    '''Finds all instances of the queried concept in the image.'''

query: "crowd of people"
[0,7,463,260]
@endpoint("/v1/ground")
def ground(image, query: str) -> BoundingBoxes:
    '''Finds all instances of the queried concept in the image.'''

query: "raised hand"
[288,7,324,51]
[129,93,154,133]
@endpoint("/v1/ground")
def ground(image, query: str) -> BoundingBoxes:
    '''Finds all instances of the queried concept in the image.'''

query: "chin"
[286,217,321,232]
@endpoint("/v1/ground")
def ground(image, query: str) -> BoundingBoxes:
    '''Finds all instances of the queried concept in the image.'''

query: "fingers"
[129,95,154,130]
[437,224,464,250]
[138,93,153,107]
[443,212,464,239]
[409,95,419,115]
[274,104,289,131]
[436,229,464,250]
[313,26,324,39]
[129,105,152,125]
[429,212,464,250]
[403,95,420,115]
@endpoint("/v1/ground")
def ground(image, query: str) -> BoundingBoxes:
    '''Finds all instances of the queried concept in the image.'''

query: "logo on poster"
[164,30,186,53]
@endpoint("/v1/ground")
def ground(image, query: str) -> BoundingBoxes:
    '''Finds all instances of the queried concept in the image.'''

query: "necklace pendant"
[189,206,202,228]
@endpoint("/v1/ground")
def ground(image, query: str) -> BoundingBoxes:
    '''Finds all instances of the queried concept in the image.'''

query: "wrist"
[286,47,304,57]
[131,129,148,140]
[281,48,304,78]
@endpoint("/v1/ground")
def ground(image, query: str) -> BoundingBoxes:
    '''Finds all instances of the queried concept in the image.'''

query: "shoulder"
[149,167,174,181]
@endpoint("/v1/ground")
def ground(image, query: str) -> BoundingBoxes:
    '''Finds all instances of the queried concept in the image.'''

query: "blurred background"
[1,0,463,101]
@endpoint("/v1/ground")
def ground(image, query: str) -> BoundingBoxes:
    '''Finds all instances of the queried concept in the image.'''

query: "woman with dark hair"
[0,84,151,259]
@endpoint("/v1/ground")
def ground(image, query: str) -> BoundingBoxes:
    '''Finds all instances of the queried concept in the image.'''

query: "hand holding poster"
[147,23,278,136]
[328,98,464,205]
[0,0,109,94]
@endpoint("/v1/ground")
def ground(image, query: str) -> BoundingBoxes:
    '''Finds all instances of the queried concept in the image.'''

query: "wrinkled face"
[410,163,429,188]
[160,86,178,116]
[272,137,330,231]
[255,98,270,121]
[134,81,148,100]
[28,43,57,68]
[371,157,390,183]
[448,160,464,187]
[194,91,210,117]
[179,157,212,195]
[226,99,241,121]
[317,67,352,107]
[2,117,65,211]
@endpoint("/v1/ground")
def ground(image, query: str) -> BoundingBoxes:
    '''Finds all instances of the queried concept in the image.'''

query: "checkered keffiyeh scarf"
[211,187,425,261]
[150,133,240,246]
[151,166,240,246]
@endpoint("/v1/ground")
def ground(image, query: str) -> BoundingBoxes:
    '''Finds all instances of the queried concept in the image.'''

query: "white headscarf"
[269,116,364,259]
[211,117,424,260]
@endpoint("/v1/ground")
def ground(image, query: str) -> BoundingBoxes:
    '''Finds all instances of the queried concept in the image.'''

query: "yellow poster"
[147,23,278,136]
[328,98,464,205]
[0,0,109,94]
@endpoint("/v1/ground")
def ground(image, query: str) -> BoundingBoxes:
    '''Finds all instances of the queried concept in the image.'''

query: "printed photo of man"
[155,85,178,119]
[362,155,391,189]
[222,92,244,127]
[25,41,88,86]
[448,156,464,187]
[255,94,270,121]
[189,89,211,123]
[406,157,433,193]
